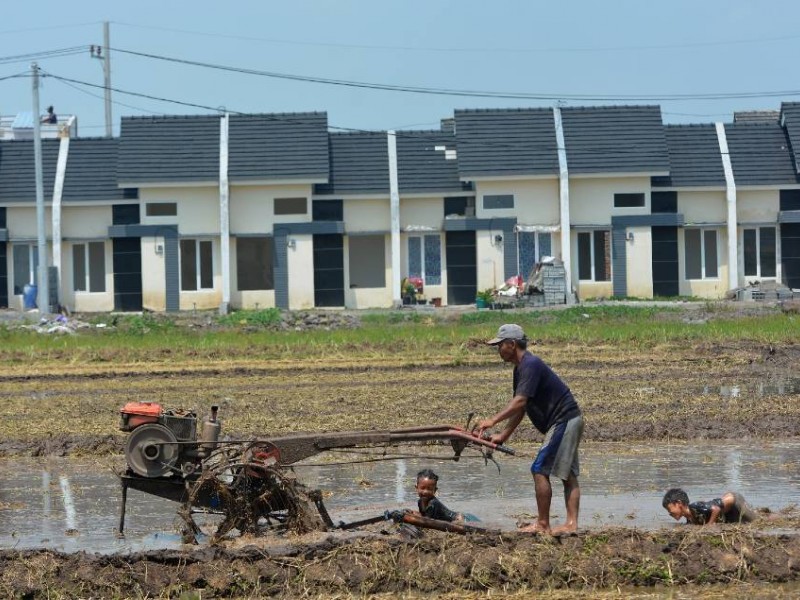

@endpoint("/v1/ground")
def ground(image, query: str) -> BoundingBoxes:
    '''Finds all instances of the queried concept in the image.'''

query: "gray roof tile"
[396,131,471,194]
[652,125,726,188]
[453,108,559,178]
[0,139,60,203]
[780,102,800,174]
[314,132,389,195]
[725,122,799,186]
[63,138,135,202]
[561,105,668,174]
[118,115,220,184]
[228,112,329,182]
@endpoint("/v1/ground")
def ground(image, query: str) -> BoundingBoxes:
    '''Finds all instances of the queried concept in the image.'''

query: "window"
[577,231,611,282]
[348,235,385,288]
[180,239,213,291]
[145,202,177,217]
[12,244,38,295]
[72,242,106,292]
[614,193,645,208]
[274,197,307,215]
[444,196,475,217]
[743,227,776,278]
[408,234,442,286]
[483,194,514,210]
[684,229,718,280]
[237,237,274,290]
[517,232,552,279]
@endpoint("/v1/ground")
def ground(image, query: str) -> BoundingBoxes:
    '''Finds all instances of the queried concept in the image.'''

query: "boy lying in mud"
[415,469,477,523]
[662,487,757,525]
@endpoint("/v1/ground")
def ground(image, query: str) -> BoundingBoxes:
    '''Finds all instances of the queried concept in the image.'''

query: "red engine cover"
[120,401,162,431]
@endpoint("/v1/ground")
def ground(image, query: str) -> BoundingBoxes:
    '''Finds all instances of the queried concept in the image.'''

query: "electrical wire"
[109,46,800,103]
[111,20,800,54]
[40,71,797,158]
[0,46,88,66]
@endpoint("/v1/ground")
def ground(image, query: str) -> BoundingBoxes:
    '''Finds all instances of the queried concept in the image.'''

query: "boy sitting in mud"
[415,469,466,523]
[662,488,757,525]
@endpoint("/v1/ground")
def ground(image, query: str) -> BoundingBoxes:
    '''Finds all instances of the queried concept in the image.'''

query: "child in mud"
[662,488,758,525]
[415,469,470,523]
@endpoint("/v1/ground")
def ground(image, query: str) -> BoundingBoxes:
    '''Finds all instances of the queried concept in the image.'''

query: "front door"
[782,223,800,289]
[112,237,143,311]
[313,234,344,307]
[0,243,7,308]
[652,226,679,297]
[445,231,477,305]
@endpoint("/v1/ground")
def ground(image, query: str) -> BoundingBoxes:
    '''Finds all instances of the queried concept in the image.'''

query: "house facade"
[1,103,799,312]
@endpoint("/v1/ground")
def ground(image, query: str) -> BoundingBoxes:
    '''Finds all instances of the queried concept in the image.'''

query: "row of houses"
[1,103,799,312]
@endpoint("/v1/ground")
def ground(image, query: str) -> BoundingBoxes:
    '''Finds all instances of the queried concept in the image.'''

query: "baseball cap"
[486,323,526,345]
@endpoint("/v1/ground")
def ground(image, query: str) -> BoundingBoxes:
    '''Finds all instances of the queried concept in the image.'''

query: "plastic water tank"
[22,284,37,310]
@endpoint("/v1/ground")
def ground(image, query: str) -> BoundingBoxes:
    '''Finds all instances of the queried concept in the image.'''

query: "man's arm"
[705,503,723,524]
[477,394,527,442]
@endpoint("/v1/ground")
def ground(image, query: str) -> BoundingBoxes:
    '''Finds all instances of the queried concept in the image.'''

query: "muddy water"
[1,440,798,554]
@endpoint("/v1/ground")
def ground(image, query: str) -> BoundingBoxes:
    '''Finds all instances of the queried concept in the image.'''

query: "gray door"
[445,231,477,305]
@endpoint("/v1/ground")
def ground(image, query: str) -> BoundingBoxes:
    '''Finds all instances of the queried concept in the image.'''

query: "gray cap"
[486,323,526,345]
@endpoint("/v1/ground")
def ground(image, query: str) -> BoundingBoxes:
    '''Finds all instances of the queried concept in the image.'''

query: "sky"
[1,1,799,136]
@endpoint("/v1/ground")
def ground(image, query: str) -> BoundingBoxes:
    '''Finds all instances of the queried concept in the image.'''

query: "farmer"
[662,488,758,525]
[477,323,584,535]
[414,468,464,522]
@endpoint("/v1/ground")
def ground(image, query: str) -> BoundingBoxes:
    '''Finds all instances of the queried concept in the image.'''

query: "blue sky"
[1,1,798,135]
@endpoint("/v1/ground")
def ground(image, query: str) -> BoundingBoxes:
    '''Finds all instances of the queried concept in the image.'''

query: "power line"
[111,20,800,54]
[40,71,796,159]
[49,73,167,116]
[110,46,800,103]
[0,46,87,66]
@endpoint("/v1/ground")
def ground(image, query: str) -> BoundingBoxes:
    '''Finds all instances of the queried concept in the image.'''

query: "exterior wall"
[287,234,315,310]
[738,189,779,223]
[400,197,443,230]
[570,176,651,225]
[474,179,559,224]
[344,199,390,233]
[344,234,393,308]
[7,206,53,239]
[569,230,614,300]
[678,190,726,224]
[626,226,653,298]
[141,236,166,311]
[62,205,112,238]
[230,184,312,234]
[476,229,505,292]
[140,187,220,234]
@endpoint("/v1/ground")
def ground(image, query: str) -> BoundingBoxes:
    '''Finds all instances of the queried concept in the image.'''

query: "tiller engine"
[118,402,514,542]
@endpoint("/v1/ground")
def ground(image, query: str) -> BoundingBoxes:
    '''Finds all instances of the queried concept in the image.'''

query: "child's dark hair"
[416,468,439,483]
[662,488,690,508]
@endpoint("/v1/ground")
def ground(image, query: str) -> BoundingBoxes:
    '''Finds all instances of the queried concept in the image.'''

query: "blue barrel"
[22,284,37,309]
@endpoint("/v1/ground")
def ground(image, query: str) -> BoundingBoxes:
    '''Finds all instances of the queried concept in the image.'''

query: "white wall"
[230,184,312,234]
[344,199,390,233]
[140,187,220,235]
[475,179,559,224]
[62,206,112,238]
[476,230,505,292]
[400,197,443,229]
[7,206,53,238]
[570,177,651,225]
[626,226,653,298]
[287,234,315,309]
[141,237,166,311]
[738,190,779,223]
[678,190,726,224]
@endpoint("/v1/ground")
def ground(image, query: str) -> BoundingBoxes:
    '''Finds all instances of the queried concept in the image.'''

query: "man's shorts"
[531,415,584,481]
[727,492,757,523]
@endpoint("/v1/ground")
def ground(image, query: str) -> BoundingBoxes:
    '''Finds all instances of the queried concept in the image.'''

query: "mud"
[2,528,800,598]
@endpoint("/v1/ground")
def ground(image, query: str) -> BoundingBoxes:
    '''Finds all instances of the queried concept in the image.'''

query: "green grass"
[0,305,795,365]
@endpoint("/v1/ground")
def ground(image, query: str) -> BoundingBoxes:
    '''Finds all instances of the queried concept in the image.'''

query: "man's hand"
[475,418,495,435]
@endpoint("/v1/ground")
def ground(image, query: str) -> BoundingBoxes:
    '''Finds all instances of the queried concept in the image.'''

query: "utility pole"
[31,62,50,312]
[103,21,112,137]
[91,22,113,136]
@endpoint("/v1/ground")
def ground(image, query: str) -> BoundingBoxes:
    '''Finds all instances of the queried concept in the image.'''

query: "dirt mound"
[2,528,799,597]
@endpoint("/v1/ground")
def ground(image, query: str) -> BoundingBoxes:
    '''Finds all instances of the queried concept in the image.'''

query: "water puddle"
[701,376,800,398]
[1,440,799,553]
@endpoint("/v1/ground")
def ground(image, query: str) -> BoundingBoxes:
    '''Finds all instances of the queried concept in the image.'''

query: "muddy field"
[0,303,798,598]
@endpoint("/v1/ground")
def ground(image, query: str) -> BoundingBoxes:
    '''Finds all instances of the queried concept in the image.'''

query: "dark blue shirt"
[688,499,725,524]
[418,497,459,522]
[514,351,580,434]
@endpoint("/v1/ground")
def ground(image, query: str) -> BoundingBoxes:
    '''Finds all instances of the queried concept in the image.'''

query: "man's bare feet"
[518,522,550,534]
[550,523,578,535]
